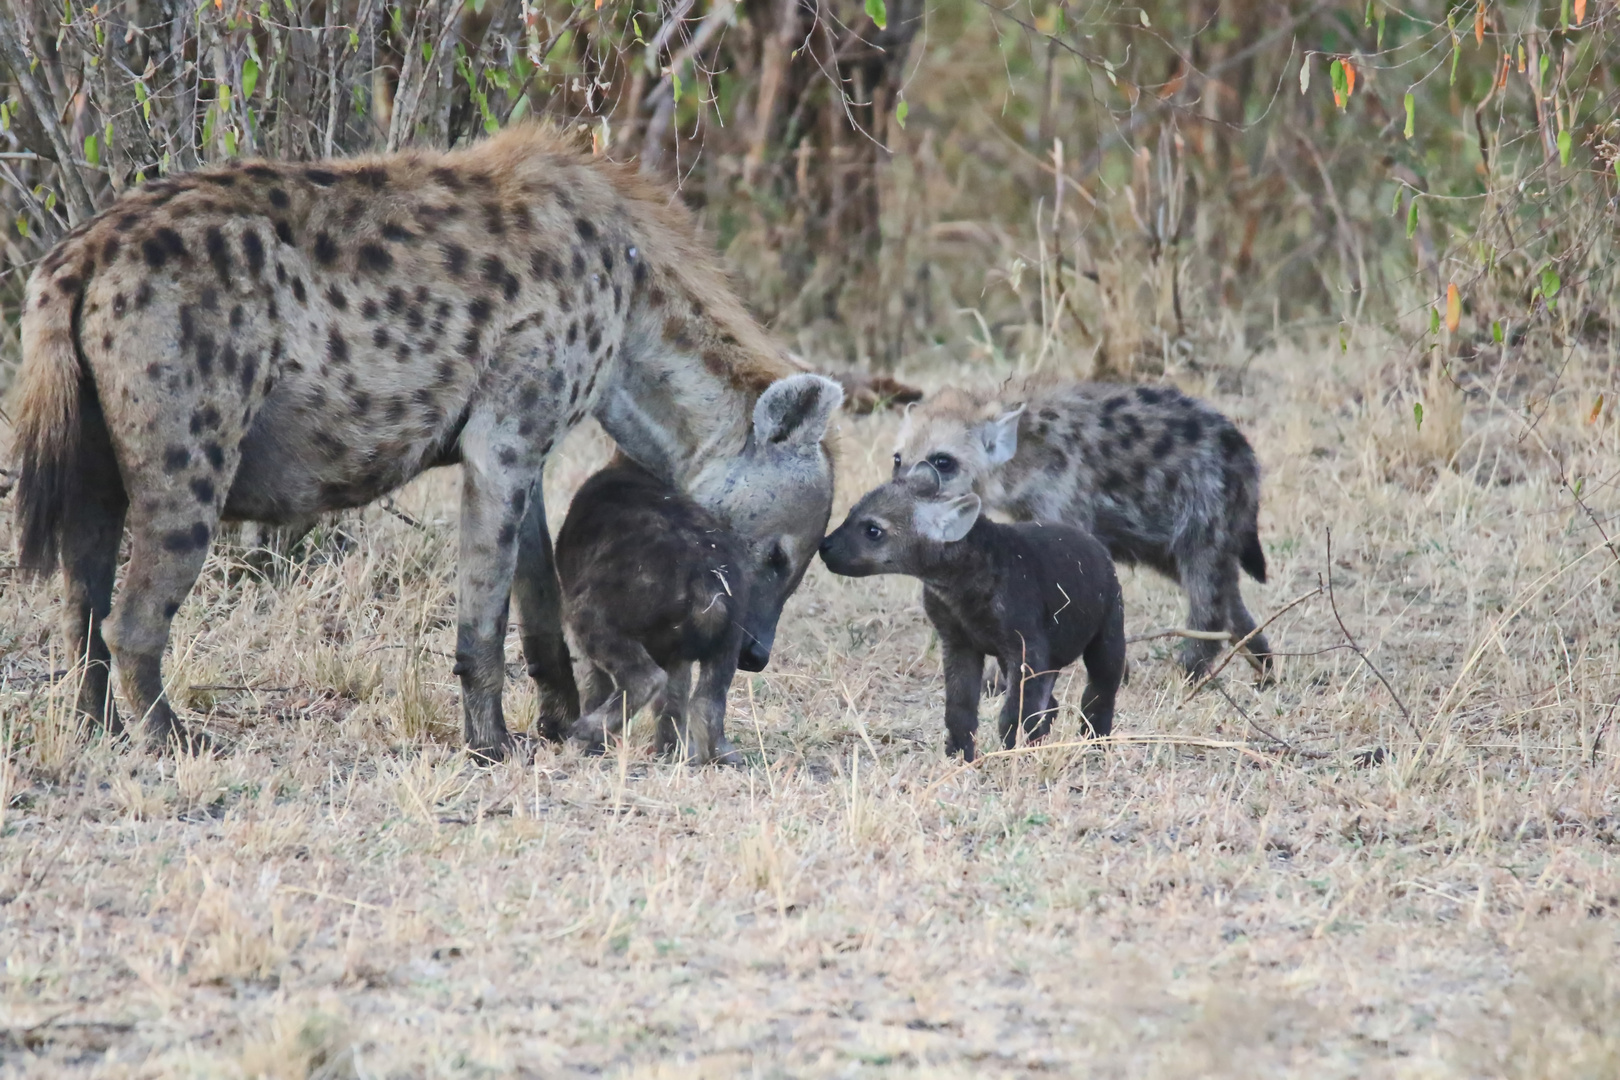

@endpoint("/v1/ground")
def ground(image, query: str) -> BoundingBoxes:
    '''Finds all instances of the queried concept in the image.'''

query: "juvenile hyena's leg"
[1224,582,1276,681]
[1175,549,1234,677]
[941,638,985,761]
[579,665,616,715]
[565,609,668,754]
[653,662,692,759]
[103,508,223,752]
[998,649,1057,750]
[1079,621,1126,738]
[687,644,742,767]
[59,408,127,736]
[512,486,579,743]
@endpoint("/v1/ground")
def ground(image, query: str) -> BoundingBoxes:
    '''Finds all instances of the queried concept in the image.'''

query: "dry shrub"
[238,1010,356,1080]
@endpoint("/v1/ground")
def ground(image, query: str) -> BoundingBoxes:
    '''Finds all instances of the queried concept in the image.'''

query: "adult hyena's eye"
[928,453,959,476]
[864,522,885,542]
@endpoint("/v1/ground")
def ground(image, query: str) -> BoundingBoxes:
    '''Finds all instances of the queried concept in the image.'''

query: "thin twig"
[1182,585,1323,702]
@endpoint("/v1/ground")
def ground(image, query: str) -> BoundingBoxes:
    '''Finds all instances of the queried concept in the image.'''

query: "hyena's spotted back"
[895,380,1271,676]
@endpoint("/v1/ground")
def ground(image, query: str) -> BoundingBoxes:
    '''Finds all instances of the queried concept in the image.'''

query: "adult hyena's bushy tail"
[12,270,91,575]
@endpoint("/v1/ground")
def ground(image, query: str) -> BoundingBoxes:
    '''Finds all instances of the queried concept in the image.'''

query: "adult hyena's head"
[892,388,1025,500]
[688,374,842,671]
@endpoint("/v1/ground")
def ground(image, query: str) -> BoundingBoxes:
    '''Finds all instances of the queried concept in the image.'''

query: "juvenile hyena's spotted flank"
[11,124,839,757]
[894,381,1270,677]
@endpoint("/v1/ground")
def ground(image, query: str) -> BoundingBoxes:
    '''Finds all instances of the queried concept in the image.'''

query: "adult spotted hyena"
[11,124,840,757]
[893,381,1270,676]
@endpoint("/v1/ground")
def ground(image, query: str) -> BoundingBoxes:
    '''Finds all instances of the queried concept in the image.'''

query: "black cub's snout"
[739,641,771,672]
[818,535,834,555]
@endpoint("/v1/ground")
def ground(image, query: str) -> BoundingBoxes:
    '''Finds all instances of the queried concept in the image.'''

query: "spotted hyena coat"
[894,381,1270,676]
[12,124,839,756]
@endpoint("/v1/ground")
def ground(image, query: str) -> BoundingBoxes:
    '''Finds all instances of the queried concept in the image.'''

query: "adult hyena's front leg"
[454,417,548,761]
[512,485,579,743]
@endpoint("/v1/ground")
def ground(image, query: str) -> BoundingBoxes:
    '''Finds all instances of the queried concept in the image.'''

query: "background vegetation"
[1,0,1618,377]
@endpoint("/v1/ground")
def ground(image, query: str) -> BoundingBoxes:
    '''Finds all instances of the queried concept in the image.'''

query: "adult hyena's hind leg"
[58,392,128,736]
[102,491,233,753]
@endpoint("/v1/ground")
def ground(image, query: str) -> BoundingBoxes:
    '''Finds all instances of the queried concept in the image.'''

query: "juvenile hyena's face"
[819,471,981,578]
[689,374,842,671]
[893,401,1025,499]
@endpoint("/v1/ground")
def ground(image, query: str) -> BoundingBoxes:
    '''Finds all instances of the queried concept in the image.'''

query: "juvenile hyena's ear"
[913,493,981,544]
[753,374,845,448]
[975,405,1026,465]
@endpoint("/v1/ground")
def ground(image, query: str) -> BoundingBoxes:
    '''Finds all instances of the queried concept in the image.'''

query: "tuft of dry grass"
[1,337,1618,1077]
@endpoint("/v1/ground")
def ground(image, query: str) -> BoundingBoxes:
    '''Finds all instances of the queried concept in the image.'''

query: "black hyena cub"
[555,460,759,764]
[819,469,1126,761]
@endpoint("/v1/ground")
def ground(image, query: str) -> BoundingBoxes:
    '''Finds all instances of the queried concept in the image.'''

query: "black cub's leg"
[1079,606,1127,738]
[940,638,984,761]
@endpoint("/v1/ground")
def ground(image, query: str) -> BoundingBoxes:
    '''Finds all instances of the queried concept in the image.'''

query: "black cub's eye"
[927,453,958,476]
[768,544,790,573]
[864,522,885,542]
[891,452,903,476]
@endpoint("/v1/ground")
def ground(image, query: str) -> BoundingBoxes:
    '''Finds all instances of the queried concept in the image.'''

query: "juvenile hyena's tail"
[12,268,90,575]
[1239,529,1267,584]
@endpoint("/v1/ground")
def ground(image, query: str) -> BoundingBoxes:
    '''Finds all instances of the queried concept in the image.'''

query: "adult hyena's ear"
[753,374,845,448]
[913,493,982,544]
[975,405,1026,466]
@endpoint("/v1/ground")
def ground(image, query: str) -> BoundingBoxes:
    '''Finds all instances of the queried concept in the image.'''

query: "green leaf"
[1558,129,1572,166]
[1492,320,1504,344]
[1450,41,1460,85]
[224,127,238,156]
[895,99,908,129]
[1330,58,1346,99]
[15,213,27,238]
[1538,53,1549,89]
[1561,0,1571,29]
[1403,92,1414,139]
[1390,185,1402,216]
[134,78,152,122]
[242,57,260,100]
[83,133,99,167]
[1413,401,1424,429]
[1406,197,1419,238]
[1376,9,1386,48]
[865,0,887,30]
[1364,0,1372,28]
[1428,307,1439,334]
[671,69,682,105]
[1540,265,1561,301]
[509,94,531,123]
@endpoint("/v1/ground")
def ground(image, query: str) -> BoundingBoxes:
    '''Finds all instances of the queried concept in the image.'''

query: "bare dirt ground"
[2,341,1618,1078]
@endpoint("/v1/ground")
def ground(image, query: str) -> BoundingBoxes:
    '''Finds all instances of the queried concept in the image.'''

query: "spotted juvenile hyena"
[893,381,1270,676]
[11,124,840,757]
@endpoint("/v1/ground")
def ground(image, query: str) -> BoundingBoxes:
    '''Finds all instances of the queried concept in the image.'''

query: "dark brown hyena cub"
[819,469,1126,761]
[555,458,816,764]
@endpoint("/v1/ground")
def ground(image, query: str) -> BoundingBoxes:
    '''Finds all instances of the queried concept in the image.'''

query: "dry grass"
[1,337,1618,1078]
